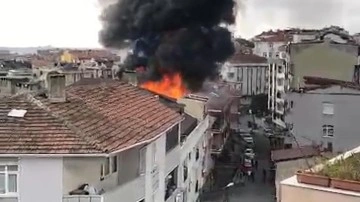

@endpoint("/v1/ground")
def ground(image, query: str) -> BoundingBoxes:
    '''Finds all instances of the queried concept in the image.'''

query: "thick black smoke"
[99,0,236,91]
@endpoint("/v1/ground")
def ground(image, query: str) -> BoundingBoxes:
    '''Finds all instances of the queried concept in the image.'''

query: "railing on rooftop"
[63,195,103,202]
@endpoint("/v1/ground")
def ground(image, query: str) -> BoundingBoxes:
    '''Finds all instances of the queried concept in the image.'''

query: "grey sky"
[236,0,359,38]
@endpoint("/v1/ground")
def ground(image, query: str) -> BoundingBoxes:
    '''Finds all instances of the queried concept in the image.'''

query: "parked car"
[238,132,251,137]
[244,148,255,159]
[243,136,255,147]
[264,132,273,137]
[243,157,252,168]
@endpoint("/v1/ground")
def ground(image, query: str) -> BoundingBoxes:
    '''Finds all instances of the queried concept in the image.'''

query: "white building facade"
[221,54,268,96]
[268,59,289,128]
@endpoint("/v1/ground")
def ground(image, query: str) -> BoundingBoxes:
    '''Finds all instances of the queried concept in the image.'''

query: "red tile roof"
[228,53,267,64]
[0,81,182,154]
[271,146,321,162]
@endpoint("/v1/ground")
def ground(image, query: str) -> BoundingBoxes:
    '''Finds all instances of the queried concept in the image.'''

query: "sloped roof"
[228,53,267,64]
[0,81,182,154]
[271,146,320,162]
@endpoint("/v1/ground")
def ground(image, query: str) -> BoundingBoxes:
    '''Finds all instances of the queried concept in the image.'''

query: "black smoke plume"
[99,0,236,91]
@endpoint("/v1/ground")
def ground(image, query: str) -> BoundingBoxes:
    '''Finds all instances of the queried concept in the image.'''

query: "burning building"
[99,0,237,99]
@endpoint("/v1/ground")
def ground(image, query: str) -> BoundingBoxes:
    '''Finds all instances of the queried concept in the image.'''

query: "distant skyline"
[0,0,359,48]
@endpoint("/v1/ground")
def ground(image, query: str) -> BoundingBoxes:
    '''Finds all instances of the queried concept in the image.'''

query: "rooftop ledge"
[281,176,360,197]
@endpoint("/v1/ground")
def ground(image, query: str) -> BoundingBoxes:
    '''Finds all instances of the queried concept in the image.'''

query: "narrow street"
[201,115,275,202]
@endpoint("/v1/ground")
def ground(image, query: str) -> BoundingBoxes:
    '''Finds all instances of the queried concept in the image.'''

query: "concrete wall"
[221,63,268,96]
[103,175,145,202]
[275,158,318,201]
[280,180,360,202]
[145,135,167,202]
[290,42,358,88]
[178,98,205,121]
[285,86,360,152]
[253,41,286,58]
[19,157,63,202]
[63,157,104,194]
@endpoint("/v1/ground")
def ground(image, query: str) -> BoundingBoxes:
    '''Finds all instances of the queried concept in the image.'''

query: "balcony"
[211,118,226,134]
[63,195,102,202]
[275,102,284,115]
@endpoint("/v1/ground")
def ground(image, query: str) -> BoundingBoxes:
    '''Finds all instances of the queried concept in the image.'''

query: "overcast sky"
[0,0,358,48]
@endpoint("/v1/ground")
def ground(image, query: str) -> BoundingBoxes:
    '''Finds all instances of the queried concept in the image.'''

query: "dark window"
[196,148,200,160]
[327,142,333,152]
[112,156,117,173]
[290,101,294,108]
[195,180,199,192]
[166,124,179,152]
[183,165,188,182]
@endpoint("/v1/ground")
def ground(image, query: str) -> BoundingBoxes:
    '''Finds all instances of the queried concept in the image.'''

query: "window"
[152,143,157,164]
[269,43,273,48]
[227,72,235,79]
[290,101,294,108]
[0,165,18,194]
[268,52,273,58]
[139,146,146,175]
[322,125,334,137]
[195,148,200,161]
[263,52,267,57]
[111,156,117,173]
[322,102,334,115]
[276,52,279,57]
[195,180,199,193]
[183,163,188,182]
[104,157,110,176]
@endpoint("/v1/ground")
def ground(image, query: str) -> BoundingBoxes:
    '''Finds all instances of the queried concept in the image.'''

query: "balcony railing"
[63,195,103,202]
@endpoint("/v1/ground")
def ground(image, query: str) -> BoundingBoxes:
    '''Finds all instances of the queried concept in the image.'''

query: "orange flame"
[141,73,187,99]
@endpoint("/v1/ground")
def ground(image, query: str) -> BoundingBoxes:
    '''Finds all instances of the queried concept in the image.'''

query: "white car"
[244,148,255,159]
[243,136,254,144]
[244,158,252,168]
[238,132,251,137]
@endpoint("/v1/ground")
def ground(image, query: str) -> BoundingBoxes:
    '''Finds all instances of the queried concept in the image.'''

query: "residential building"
[279,145,360,202]
[0,73,185,202]
[288,39,358,89]
[59,50,119,64]
[271,146,323,201]
[285,77,360,153]
[268,38,360,131]
[221,53,268,96]
[252,30,292,59]
[268,59,288,128]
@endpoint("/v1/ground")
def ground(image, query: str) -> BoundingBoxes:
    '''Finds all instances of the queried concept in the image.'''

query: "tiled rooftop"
[228,53,268,64]
[0,81,182,154]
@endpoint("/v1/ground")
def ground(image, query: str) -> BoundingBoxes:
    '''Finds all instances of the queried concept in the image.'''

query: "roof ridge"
[24,94,106,153]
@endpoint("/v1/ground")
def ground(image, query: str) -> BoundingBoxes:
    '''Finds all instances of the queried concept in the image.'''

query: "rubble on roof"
[302,76,360,91]
[227,53,268,64]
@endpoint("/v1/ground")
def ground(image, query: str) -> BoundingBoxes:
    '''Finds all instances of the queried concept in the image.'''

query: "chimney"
[47,73,66,103]
[122,70,138,86]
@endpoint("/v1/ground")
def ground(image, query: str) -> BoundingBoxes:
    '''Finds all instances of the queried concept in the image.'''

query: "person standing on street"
[262,168,267,183]
[250,171,255,182]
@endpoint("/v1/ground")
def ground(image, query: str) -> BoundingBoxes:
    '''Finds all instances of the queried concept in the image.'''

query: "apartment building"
[267,37,360,152]
[268,59,288,128]
[252,30,291,59]
[221,53,268,96]
[0,73,184,202]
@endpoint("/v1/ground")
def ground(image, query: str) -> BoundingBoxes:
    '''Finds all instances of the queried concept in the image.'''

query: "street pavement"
[201,115,275,202]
